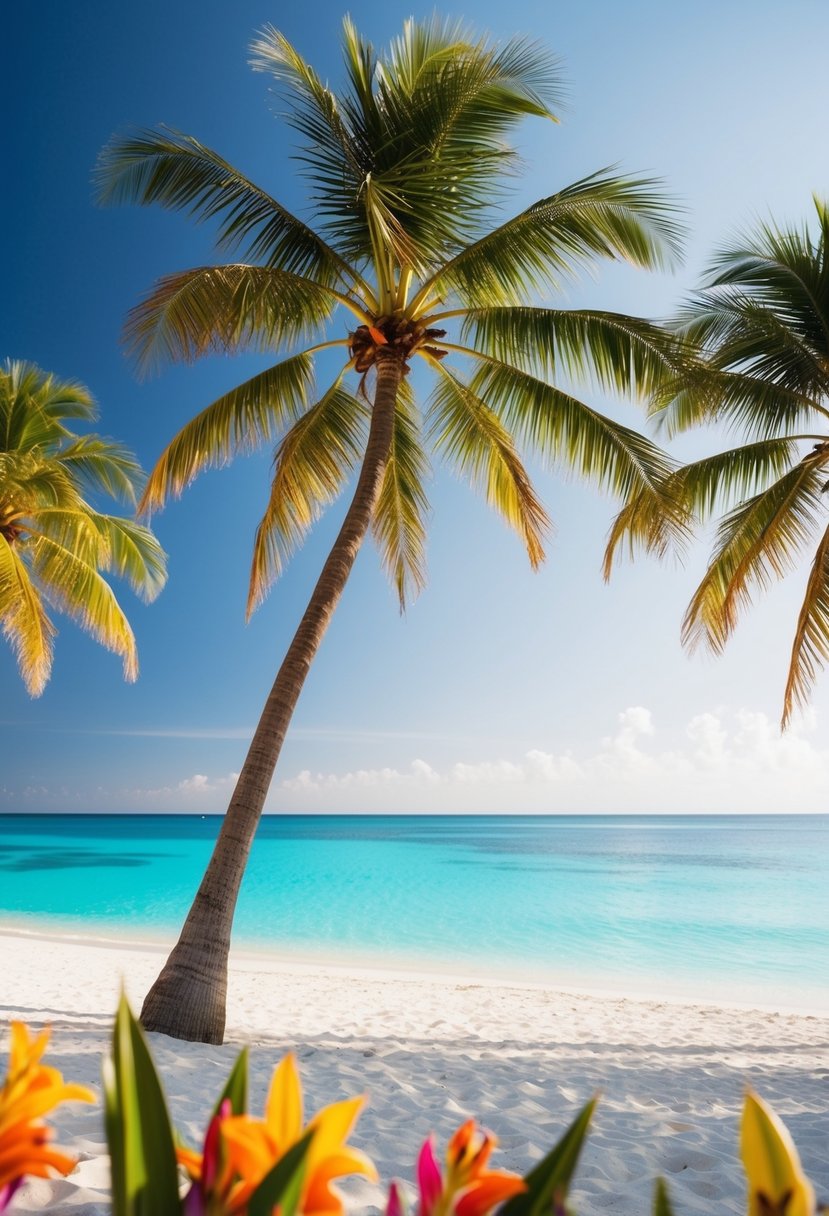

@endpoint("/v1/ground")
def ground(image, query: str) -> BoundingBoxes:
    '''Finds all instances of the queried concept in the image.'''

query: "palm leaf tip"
[782,523,829,729]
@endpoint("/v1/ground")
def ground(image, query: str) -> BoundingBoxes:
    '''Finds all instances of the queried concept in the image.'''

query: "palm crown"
[624,198,829,727]
[98,18,687,613]
[0,360,166,695]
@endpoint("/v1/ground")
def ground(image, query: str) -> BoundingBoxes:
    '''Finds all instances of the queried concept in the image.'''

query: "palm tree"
[98,18,687,1043]
[0,359,166,695]
[608,197,829,729]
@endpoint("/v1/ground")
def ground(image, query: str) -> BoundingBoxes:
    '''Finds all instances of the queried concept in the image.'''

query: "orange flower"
[0,1022,94,1211]
[179,1053,377,1216]
[417,1120,526,1216]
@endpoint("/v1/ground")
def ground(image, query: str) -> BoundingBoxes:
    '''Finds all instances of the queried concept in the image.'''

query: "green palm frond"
[466,357,679,501]
[603,438,798,577]
[0,534,55,697]
[422,170,682,309]
[90,514,168,602]
[125,265,344,374]
[57,436,145,504]
[783,523,829,727]
[0,452,81,512]
[651,366,826,440]
[95,128,358,291]
[461,307,688,396]
[670,439,802,518]
[140,352,316,513]
[372,381,430,610]
[247,380,369,615]
[1,360,95,452]
[676,290,828,397]
[683,457,828,655]
[665,200,829,722]
[251,18,563,272]
[427,365,549,568]
[30,535,139,680]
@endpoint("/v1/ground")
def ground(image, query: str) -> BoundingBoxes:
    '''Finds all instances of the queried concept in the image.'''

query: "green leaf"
[211,1047,249,1118]
[102,993,180,1216]
[247,378,368,614]
[124,264,338,376]
[248,1128,315,1216]
[96,127,354,290]
[372,381,430,610]
[427,364,549,568]
[502,1097,597,1216]
[139,350,316,514]
[424,170,682,310]
[653,1177,675,1216]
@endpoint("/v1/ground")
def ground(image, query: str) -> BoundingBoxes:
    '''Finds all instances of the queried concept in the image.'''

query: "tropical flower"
[178,1053,377,1215]
[414,1120,526,1216]
[741,1091,817,1216]
[0,1022,94,1211]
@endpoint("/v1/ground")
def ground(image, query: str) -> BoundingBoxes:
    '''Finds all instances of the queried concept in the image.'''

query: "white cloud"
[4,707,827,814]
[267,705,829,814]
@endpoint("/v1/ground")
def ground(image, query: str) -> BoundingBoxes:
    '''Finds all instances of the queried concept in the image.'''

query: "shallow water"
[1,813,826,1009]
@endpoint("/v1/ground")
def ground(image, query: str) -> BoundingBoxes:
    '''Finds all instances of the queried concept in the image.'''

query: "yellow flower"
[179,1053,377,1216]
[741,1091,816,1216]
[0,1022,94,1209]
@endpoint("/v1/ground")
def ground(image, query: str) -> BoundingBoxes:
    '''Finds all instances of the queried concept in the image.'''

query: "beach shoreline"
[2,916,826,1020]
[2,927,828,1214]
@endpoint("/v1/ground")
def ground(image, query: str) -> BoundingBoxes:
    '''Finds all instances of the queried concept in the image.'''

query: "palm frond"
[676,289,828,398]
[1,361,95,453]
[125,265,341,375]
[140,351,316,514]
[372,380,430,609]
[30,535,139,681]
[467,358,679,500]
[783,521,829,727]
[56,436,145,504]
[427,365,549,567]
[96,128,357,290]
[651,366,826,440]
[252,19,563,270]
[603,438,798,577]
[424,170,683,309]
[0,534,55,697]
[683,456,828,655]
[0,453,81,512]
[90,515,168,602]
[247,381,369,615]
[461,307,688,397]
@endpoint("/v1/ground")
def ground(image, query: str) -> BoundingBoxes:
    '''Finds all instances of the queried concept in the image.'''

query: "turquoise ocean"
[0,813,826,1011]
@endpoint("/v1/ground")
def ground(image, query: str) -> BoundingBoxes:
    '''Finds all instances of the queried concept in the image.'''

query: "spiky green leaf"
[428,365,549,567]
[140,351,316,513]
[247,379,368,614]
[372,381,430,609]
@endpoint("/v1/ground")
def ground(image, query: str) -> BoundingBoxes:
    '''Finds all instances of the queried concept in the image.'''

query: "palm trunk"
[140,350,404,1043]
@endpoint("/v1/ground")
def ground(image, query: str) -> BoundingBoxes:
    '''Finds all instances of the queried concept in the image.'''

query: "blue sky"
[4,0,829,813]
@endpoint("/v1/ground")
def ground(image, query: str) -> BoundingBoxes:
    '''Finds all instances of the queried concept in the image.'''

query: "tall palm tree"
[607,197,829,729]
[98,18,687,1043]
[0,359,166,695]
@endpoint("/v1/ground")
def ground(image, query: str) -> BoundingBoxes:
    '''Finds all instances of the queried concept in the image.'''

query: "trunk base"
[140,949,228,1044]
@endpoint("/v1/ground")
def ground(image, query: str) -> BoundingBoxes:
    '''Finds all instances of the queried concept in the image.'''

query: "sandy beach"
[1,927,827,1215]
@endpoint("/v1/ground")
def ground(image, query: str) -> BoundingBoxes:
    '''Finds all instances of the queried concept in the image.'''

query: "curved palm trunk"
[141,350,404,1043]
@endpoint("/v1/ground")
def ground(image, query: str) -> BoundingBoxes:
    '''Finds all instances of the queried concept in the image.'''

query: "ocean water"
[0,814,826,1011]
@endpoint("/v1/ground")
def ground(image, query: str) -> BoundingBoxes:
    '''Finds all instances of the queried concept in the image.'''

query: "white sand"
[1,928,827,1215]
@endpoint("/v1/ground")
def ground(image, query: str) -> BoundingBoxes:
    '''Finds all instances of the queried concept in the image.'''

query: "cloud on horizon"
[3,705,827,814]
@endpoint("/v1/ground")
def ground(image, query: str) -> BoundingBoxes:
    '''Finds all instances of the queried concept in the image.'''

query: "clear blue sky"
[4,0,829,813]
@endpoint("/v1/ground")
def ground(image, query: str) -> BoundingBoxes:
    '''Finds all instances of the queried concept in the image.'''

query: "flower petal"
[417,1135,443,1216]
